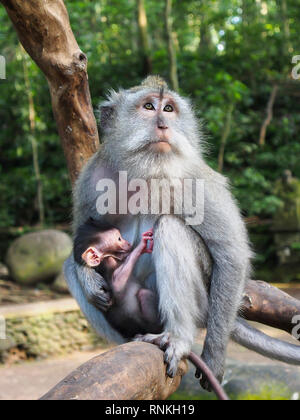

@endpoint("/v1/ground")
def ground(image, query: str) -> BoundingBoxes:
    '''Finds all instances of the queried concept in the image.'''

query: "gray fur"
[65,77,300,388]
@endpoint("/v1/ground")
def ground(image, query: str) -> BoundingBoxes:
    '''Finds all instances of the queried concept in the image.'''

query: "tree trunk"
[218,103,234,173]
[1,0,100,186]
[137,0,152,76]
[165,0,179,91]
[199,13,212,52]
[259,85,278,147]
[277,0,292,53]
[21,46,45,226]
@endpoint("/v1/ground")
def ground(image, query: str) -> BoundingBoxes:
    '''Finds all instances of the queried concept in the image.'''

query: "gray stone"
[6,230,72,286]
[0,263,9,279]
[52,272,70,294]
[224,362,300,397]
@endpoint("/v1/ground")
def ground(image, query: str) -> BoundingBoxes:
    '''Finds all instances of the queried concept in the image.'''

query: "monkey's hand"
[196,352,225,391]
[134,332,190,378]
[137,229,154,255]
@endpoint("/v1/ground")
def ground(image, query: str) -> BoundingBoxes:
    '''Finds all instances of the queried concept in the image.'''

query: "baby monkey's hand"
[138,229,154,255]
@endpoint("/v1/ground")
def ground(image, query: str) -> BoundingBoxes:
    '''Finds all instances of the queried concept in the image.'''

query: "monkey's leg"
[136,216,209,378]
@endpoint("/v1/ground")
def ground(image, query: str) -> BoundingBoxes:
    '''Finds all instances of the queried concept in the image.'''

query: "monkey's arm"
[112,231,153,294]
[136,216,209,378]
[191,179,252,388]
[68,155,126,340]
[71,154,125,310]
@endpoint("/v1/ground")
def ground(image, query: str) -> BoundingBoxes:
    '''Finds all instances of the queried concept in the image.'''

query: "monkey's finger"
[142,230,153,237]
[200,376,212,392]
[148,238,154,252]
[165,356,178,378]
[159,334,170,350]
[133,334,143,341]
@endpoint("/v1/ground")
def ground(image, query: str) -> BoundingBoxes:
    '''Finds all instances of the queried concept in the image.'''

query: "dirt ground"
[0,324,298,400]
[0,279,65,306]
[0,350,106,400]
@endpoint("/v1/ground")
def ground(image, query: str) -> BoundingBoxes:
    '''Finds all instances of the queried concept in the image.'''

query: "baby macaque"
[74,219,162,338]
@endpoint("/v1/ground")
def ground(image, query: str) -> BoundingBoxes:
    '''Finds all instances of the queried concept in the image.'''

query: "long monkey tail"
[231,317,300,365]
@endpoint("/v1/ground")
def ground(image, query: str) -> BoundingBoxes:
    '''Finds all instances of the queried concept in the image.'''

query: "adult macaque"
[74,219,161,338]
[73,218,228,399]
[65,76,300,390]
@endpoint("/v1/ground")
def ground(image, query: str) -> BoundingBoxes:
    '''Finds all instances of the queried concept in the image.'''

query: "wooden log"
[40,342,188,400]
[243,280,300,339]
[1,0,100,184]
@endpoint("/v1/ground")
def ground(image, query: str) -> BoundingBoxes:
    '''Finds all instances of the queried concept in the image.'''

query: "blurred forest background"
[0,0,300,280]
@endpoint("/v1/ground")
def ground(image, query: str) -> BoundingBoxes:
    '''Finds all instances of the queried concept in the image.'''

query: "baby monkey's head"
[74,218,132,271]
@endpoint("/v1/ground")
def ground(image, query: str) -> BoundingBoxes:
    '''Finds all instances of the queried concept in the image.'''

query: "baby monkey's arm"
[112,229,153,294]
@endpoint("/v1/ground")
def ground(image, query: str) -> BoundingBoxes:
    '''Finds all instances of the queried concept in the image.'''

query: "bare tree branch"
[243,280,300,339]
[1,0,100,184]
[259,85,278,147]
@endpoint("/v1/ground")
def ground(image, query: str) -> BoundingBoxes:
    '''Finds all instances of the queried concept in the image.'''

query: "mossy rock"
[52,271,70,294]
[6,230,72,285]
[273,177,300,232]
[176,357,300,400]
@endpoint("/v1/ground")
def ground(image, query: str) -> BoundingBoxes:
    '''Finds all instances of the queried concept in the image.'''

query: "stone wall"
[0,299,106,363]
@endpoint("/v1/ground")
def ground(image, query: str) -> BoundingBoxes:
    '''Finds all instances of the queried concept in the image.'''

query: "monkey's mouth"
[133,139,173,155]
[149,140,172,153]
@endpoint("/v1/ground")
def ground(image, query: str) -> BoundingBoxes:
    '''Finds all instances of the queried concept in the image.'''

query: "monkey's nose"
[157,117,168,130]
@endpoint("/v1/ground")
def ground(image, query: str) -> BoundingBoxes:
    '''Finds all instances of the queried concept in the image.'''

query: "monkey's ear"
[82,247,103,267]
[99,105,115,131]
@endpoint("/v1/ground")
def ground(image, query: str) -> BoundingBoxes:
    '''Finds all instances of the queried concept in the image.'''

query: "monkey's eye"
[164,104,174,112]
[144,103,155,111]
[118,237,121,241]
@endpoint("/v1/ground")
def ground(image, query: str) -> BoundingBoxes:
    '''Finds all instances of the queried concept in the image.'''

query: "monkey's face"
[82,228,131,268]
[101,228,132,256]
[121,91,199,158]
[133,94,178,155]
[100,82,203,178]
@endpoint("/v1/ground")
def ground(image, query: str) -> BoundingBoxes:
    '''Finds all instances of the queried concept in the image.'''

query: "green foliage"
[0,0,299,228]
[169,384,292,401]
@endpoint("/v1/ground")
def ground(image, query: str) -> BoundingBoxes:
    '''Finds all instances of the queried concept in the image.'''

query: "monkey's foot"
[195,355,224,392]
[134,332,191,378]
